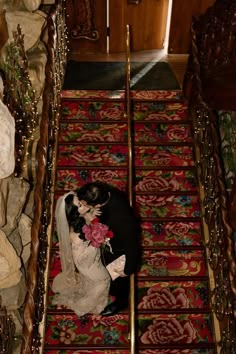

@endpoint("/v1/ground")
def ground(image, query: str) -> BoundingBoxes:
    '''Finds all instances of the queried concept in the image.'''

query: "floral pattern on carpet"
[61,90,183,100]
[134,123,192,143]
[58,122,192,144]
[61,101,125,121]
[57,145,195,168]
[135,169,197,192]
[136,195,200,218]
[138,314,213,344]
[140,221,202,246]
[134,146,195,167]
[133,101,188,121]
[45,313,129,346]
[137,280,210,309]
[45,313,213,346]
[55,169,128,192]
[59,122,128,143]
[138,250,207,277]
[61,100,188,122]
[45,88,215,352]
[55,169,196,194]
[45,350,215,354]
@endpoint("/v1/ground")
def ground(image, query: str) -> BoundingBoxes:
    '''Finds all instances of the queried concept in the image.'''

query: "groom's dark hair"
[76,181,110,206]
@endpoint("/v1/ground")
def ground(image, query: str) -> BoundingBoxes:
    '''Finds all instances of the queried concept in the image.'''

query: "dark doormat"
[62,61,180,90]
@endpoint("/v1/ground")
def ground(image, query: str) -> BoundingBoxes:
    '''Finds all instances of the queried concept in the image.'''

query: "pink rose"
[167,127,189,141]
[136,176,169,192]
[82,221,110,248]
[137,195,175,207]
[138,287,189,309]
[140,317,196,344]
[166,222,192,237]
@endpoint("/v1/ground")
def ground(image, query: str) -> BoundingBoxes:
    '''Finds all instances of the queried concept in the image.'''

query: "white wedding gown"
[52,232,110,317]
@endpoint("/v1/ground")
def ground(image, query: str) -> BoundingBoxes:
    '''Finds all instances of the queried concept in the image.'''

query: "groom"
[76,181,141,316]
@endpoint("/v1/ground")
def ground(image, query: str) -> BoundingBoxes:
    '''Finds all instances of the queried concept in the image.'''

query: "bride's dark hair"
[64,194,86,240]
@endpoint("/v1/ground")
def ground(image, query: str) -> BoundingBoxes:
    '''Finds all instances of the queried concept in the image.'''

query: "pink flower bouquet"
[82,217,114,248]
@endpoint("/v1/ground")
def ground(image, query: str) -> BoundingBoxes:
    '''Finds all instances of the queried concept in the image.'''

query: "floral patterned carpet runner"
[44,89,216,353]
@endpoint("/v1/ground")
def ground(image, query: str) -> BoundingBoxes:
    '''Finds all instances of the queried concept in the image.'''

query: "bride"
[52,191,111,316]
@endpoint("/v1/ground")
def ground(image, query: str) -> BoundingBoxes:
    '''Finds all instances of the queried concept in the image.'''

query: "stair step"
[138,313,214,345]
[45,350,216,354]
[61,89,126,100]
[61,99,125,121]
[135,146,195,167]
[44,350,130,354]
[44,313,130,346]
[141,221,202,246]
[59,122,128,143]
[54,169,197,193]
[135,169,197,192]
[136,195,200,218]
[55,168,128,192]
[134,123,192,143]
[52,193,200,219]
[46,279,209,312]
[61,89,184,101]
[137,280,210,310]
[61,99,188,123]
[44,312,214,348]
[50,218,204,247]
[57,145,195,168]
[133,101,188,121]
[58,122,192,144]
[139,249,207,277]
[48,248,207,280]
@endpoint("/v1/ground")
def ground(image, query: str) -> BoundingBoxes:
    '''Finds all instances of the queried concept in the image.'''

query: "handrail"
[125,24,136,354]
[21,1,68,352]
[185,14,236,349]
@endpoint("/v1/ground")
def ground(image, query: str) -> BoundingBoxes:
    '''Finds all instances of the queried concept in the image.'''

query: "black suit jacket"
[99,187,140,275]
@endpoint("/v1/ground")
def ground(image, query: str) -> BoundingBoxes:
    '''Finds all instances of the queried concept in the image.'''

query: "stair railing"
[125,24,136,354]
[0,296,16,354]
[20,1,68,353]
[191,94,236,353]
[185,21,236,352]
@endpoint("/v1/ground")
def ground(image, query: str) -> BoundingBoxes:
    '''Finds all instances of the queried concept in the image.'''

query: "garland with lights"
[2,25,39,178]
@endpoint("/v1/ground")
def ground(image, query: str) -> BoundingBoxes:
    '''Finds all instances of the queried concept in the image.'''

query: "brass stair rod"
[125,24,136,354]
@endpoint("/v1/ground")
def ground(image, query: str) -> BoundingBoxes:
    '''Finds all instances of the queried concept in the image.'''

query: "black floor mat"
[63,61,180,90]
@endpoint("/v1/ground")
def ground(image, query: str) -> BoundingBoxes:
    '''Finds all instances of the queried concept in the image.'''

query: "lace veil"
[52,191,78,293]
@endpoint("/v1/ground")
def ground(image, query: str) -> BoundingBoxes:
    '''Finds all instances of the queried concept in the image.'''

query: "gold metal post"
[125,24,136,354]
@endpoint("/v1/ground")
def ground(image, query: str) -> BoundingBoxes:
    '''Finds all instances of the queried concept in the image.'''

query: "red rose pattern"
[140,317,196,344]
[138,287,189,310]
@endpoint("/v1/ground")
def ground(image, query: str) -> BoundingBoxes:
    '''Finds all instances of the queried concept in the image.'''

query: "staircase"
[44,88,216,353]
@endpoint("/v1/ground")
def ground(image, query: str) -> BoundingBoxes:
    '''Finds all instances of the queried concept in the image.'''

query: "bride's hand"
[90,206,102,217]
[83,207,101,225]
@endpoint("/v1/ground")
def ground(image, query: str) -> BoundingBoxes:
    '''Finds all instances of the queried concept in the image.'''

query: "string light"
[2,25,40,178]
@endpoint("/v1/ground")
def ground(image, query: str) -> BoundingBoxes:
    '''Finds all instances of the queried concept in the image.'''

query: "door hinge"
[107,27,110,36]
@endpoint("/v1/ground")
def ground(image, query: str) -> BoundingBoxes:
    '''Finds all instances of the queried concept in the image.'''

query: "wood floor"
[68,50,189,88]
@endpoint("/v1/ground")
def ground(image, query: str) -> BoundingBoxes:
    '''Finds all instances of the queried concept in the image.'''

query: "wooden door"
[109,0,169,53]
[168,0,216,54]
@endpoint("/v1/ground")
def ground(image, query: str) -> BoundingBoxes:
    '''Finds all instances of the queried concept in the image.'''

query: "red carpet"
[44,89,216,353]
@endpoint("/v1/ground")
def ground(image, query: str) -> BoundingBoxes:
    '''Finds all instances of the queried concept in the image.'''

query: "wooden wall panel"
[168,0,216,54]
